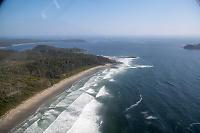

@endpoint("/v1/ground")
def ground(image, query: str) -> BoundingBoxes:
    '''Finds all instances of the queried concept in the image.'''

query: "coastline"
[0,64,111,133]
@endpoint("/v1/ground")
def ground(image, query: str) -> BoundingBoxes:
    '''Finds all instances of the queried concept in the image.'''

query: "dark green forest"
[0,45,114,116]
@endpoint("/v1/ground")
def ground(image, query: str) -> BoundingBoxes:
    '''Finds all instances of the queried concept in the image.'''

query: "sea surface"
[5,37,200,133]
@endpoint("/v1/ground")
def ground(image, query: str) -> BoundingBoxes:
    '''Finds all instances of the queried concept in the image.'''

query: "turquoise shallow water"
[7,37,200,133]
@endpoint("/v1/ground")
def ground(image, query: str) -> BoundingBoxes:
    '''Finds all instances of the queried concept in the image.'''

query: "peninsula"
[0,45,114,117]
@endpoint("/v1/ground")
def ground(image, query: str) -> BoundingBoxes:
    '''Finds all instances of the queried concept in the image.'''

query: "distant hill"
[0,45,114,116]
[0,39,86,47]
[184,44,200,50]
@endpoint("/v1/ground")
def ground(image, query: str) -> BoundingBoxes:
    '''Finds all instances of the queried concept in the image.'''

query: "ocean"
[5,37,200,133]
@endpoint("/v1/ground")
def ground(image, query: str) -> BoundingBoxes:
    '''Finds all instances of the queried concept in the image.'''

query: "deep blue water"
[9,37,200,133]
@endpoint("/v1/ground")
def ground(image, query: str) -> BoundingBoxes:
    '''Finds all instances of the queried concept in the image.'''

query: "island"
[184,43,200,50]
[0,45,115,117]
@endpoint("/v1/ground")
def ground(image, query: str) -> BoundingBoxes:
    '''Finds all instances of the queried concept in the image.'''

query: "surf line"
[190,122,200,127]
[125,94,143,112]
[188,122,200,131]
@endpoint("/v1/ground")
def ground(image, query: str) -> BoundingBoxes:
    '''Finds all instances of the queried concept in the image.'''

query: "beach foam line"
[0,64,111,133]
[44,93,94,133]
[67,99,102,133]
[96,86,109,98]
[42,72,107,132]
[66,85,109,133]
[22,119,43,133]
[13,67,108,133]
[55,75,101,108]
[55,90,83,108]
[125,94,143,112]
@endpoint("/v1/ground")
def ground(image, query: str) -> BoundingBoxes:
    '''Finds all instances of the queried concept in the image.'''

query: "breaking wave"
[145,116,157,120]
[13,56,153,133]
[125,94,143,112]
[190,123,200,127]
[130,65,153,69]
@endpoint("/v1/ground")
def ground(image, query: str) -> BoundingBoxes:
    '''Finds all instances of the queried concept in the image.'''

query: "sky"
[0,0,200,37]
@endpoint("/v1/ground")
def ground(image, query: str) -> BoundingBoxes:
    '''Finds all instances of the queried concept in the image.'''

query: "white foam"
[103,56,144,80]
[44,76,107,133]
[103,67,124,79]
[13,71,106,133]
[130,65,153,69]
[55,89,83,107]
[103,68,117,79]
[80,76,100,90]
[96,86,109,98]
[34,109,60,130]
[23,120,43,133]
[109,79,115,82]
[55,75,102,108]
[119,59,132,67]
[86,88,96,95]
[102,69,109,74]
[44,93,94,133]
[110,57,153,72]
[146,116,157,120]
[190,123,200,126]
[125,94,143,112]
[67,99,102,133]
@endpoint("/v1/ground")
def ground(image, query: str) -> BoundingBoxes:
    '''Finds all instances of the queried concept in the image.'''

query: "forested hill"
[0,45,114,116]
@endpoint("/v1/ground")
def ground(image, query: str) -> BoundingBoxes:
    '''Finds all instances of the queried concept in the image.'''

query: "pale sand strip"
[0,64,111,133]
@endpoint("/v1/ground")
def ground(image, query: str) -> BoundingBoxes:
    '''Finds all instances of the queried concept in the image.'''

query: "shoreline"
[0,64,111,133]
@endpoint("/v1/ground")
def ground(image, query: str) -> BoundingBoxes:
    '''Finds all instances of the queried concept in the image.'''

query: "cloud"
[41,0,60,19]
[54,0,60,9]
[41,12,47,19]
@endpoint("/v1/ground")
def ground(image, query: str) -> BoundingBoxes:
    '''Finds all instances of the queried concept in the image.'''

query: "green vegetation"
[0,45,114,116]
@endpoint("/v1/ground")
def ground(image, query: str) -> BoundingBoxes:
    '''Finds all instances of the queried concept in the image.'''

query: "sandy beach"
[0,64,111,133]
